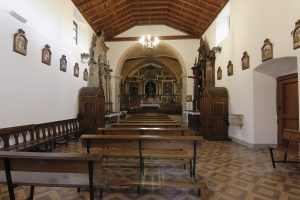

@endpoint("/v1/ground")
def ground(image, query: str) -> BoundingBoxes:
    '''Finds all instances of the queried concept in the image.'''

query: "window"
[73,21,78,44]
[215,3,230,45]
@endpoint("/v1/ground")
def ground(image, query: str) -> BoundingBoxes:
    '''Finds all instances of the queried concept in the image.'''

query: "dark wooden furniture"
[110,123,181,128]
[0,119,80,152]
[200,87,229,140]
[81,134,202,179]
[119,120,177,123]
[78,87,105,132]
[190,38,229,140]
[0,151,107,200]
[269,129,300,168]
[96,127,194,136]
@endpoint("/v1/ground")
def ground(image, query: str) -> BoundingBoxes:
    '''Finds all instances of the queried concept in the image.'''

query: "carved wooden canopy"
[72,0,229,41]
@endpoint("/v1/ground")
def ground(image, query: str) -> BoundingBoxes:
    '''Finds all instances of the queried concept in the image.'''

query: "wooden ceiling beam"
[106,22,136,40]
[90,3,132,24]
[165,20,199,36]
[166,12,205,31]
[199,0,228,9]
[84,0,127,14]
[73,0,97,8]
[106,35,199,42]
[178,0,217,16]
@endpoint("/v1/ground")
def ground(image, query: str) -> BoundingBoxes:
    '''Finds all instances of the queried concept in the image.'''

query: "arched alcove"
[114,42,188,112]
[253,57,298,145]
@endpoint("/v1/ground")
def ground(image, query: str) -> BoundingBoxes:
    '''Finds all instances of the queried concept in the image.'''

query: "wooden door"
[277,73,299,150]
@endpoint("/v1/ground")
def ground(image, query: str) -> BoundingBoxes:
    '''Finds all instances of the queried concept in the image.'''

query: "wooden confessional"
[78,87,105,132]
[191,38,229,140]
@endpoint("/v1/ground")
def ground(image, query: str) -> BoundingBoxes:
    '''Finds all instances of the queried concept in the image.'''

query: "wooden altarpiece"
[192,38,229,140]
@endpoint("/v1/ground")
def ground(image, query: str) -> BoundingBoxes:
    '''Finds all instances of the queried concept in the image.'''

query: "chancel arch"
[115,42,187,113]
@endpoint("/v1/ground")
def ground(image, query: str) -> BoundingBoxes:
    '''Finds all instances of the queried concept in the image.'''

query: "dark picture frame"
[13,29,27,56]
[217,67,222,80]
[83,68,88,81]
[74,63,79,77]
[227,61,233,76]
[60,55,67,72]
[292,19,300,49]
[261,39,273,62]
[42,44,52,65]
[241,51,250,70]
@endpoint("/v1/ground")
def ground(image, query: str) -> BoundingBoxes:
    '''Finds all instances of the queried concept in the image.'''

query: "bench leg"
[77,187,80,192]
[99,188,103,200]
[189,159,193,178]
[26,186,35,200]
[284,152,288,162]
[269,147,276,168]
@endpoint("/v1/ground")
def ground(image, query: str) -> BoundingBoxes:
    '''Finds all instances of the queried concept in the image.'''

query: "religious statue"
[93,31,109,64]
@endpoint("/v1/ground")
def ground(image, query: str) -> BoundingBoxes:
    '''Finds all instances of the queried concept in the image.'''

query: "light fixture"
[139,34,160,49]
[212,46,222,53]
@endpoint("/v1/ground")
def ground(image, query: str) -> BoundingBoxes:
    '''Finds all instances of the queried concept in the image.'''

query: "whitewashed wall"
[203,0,300,146]
[0,0,94,128]
[106,25,199,111]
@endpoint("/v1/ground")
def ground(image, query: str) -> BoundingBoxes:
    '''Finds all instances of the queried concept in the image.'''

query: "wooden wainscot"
[229,114,244,127]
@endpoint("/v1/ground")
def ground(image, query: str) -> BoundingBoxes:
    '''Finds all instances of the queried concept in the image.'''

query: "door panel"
[277,73,299,150]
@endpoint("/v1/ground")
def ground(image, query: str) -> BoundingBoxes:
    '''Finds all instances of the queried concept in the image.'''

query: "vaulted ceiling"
[72,0,229,41]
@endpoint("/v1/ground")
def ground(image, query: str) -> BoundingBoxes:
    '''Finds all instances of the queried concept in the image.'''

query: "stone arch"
[114,42,188,112]
[253,57,298,145]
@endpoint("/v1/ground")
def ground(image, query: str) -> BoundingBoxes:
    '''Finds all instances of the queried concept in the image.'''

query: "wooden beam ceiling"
[72,0,229,40]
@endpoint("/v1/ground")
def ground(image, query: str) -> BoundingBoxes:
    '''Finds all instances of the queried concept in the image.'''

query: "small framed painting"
[217,67,222,80]
[261,39,273,62]
[227,61,233,76]
[241,51,250,70]
[74,63,79,77]
[292,19,300,49]
[42,44,52,65]
[60,55,67,72]
[83,68,88,81]
[13,29,27,56]
[186,95,192,102]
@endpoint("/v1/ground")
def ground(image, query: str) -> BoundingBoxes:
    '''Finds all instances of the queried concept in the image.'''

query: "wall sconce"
[81,53,90,60]
[212,46,222,53]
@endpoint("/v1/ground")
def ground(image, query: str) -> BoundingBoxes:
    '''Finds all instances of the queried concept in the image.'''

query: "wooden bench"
[81,134,202,178]
[119,120,177,123]
[0,124,50,152]
[0,118,80,152]
[81,134,202,194]
[110,123,182,128]
[269,129,300,168]
[0,151,107,200]
[97,127,195,136]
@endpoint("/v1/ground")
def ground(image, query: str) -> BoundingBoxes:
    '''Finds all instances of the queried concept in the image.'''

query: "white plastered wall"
[106,25,199,112]
[0,0,94,128]
[203,0,300,146]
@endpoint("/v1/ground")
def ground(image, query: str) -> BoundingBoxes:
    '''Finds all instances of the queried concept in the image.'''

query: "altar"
[140,103,160,112]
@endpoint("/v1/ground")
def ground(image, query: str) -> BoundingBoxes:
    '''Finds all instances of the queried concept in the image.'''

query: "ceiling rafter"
[72,0,229,39]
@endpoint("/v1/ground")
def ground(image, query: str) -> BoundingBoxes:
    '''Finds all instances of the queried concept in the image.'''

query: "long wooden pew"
[97,127,194,136]
[110,122,182,128]
[0,151,107,200]
[81,134,202,178]
[118,120,178,123]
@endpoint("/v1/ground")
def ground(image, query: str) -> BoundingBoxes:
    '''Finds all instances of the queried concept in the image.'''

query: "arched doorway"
[114,42,187,113]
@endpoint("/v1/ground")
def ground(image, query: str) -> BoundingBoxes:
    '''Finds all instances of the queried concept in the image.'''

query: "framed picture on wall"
[261,39,273,61]
[186,95,192,102]
[217,67,222,80]
[13,29,27,56]
[292,19,300,49]
[83,68,88,81]
[241,51,250,70]
[42,44,52,65]
[74,63,79,77]
[60,55,67,72]
[227,61,233,76]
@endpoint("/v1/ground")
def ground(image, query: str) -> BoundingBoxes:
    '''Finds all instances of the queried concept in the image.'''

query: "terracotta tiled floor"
[1,140,300,200]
